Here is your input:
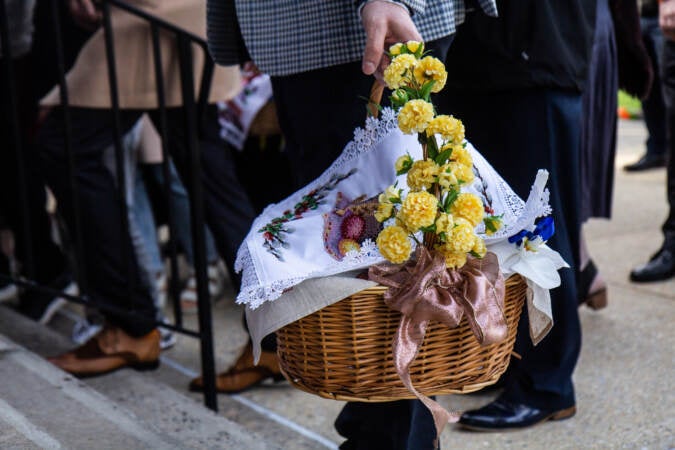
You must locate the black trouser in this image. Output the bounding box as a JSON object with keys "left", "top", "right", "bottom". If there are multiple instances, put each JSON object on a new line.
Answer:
{"left": 660, "top": 39, "right": 675, "bottom": 248}
{"left": 438, "top": 88, "right": 582, "bottom": 410}
{"left": 0, "top": 55, "right": 67, "bottom": 285}
{"left": 271, "top": 36, "right": 454, "bottom": 450}
{"left": 38, "top": 106, "right": 256, "bottom": 336}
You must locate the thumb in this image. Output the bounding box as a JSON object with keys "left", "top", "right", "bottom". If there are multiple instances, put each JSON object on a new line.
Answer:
{"left": 362, "top": 20, "right": 386, "bottom": 75}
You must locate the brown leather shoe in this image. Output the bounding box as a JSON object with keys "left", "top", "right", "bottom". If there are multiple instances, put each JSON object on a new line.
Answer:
{"left": 189, "top": 341, "right": 284, "bottom": 393}
{"left": 48, "top": 326, "right": 160, "bottom": 377}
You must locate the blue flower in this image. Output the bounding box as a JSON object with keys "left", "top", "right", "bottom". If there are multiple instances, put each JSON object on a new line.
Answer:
{"left": 508, "top": 216, "right": 555, "bottom": 252}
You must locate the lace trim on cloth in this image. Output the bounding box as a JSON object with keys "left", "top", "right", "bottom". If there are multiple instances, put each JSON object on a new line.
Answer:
{"left": 235, "top": 108, "right": 548, "bottom": 309}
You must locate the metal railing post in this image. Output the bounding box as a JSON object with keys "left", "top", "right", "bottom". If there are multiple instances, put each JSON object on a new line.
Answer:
{"left": 176, "top": 34, "right": 218, "bottom": 412}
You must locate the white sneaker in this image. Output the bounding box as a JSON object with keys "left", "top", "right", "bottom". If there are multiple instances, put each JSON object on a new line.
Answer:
{"left": 71, "top": 316, "right": 104, "bottom": 344}
{"left": 179, "top": 263, "right": 224, "bottom": 314}
{"left": 159, "top": 327, "right": 177, "bottom": 350}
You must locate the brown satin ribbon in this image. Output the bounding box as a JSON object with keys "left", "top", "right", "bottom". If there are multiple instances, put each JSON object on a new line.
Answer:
{"left": 368, "top": 247, "right": 506, "bottom": 442}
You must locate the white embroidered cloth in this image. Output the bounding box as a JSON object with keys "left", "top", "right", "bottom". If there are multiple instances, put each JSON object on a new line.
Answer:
{"left": 232, "top": 108, "right": 566, "bottom": 361}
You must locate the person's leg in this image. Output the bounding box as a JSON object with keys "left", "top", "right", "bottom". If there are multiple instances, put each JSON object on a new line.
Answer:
{"left": 0, "top": 55, "right": 72, "bottom": 321}
{"left": 152, "top": 107, "right": 256, "bottom": 286}
{"left": 440, "top": 88, "right": 582, "bottom": 427}
{"left": 38, "top": 107, "right": 157, "bottom": 336}
{"left": 631, "top": 38, "right": 675, "bottom": 281}
{"left": 626, "top": 16, "right": 668, "bottom": 171}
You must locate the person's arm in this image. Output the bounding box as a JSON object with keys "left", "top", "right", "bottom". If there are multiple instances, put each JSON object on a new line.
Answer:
{"left": 359, "top": 0, "right": 423, "bottom": 77}
{"left": 68, "top": 0, "right": 102, "bottom": 30}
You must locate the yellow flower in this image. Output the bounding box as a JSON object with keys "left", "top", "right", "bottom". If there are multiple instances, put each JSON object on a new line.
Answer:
{"left": 383, "top": 53, "right": 417, "bottom": 89}
{"left": 472, "top": 237, "right": 487, "bottom": 258}
{"left": 406, "top": 159, "right": 440, "bottom": 191}
{"left": 405, "top": 40, "right": 424, "bottom": 54}
{"left": 398, "top": 99, "right": 434, "bottom": 134}
{"left": 378, "top": 184, "right": 401, "bottom": 204}
{"left": 426, "top": 115, "right": 464, "bottom": 143}
{"left": 451, "top": 193, "right": 484, "bottom": 226}
{"left": 375, "top": 202, "right": 395, "bottom": 222}
{"left": 436, "top": 244, "right": 468, "bottom": 269}
{"left": 437, "top": 164, "right": 459, "bottom": 190}
{"left": 483, "top": 215, "right": 503, "bottom": 236}
{"left": 435, "top": 213, "right": 454, "bottom": 236}
{"left": 445, "top": 217, "right": 476, "bottom": 253}
{"left": 413, "top": 56, "right": 447, "bottom": 93}
{"left": 395, "top": 154, "right": 413, "bottom": 174}
{"left": 389, "top": 43, "right": 403, "bottom": 56}
{"left": 442, "top": 143, "right": 472, "bottom": 167}
{"left": 449, "top": 161, "right": 475, "bottom": 185}
{"left": 399, "top": 191, "right": 438, "bottom": 231}
{"left": 377, "top": 225, "right": 412, "bottom": 264}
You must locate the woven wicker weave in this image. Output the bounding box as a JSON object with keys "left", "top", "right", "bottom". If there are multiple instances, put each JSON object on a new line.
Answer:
{"left": 276, "top": 274, "right": 526, "bottom": 402}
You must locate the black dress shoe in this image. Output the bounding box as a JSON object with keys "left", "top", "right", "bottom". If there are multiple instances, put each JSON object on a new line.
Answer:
{"left": 458, "top": 398, "right": 576, "bottom": 431}
{"left": 623, "top": 153, "right": 667, "bottom": 172}
{"left": 630, "top": 248, "right": 675, "bottom": 282}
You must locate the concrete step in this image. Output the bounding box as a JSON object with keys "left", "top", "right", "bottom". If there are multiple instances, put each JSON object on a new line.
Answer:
{"left": 0, "top": 305, "right": 279, "bottom": 450}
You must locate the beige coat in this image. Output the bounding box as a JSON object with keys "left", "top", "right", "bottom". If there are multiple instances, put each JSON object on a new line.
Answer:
{"left": 42, "top": 0, "right": 241, "bottom": 108}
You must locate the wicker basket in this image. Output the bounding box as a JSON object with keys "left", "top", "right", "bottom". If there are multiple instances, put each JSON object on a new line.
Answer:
{"left": 276, "top": 274, "right": 526, "bottom": 402}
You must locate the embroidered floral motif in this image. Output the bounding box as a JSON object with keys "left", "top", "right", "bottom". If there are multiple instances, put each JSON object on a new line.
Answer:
{"left": 259, "top": 169, "right": 357, "bottom": 260}
{"left": 323, "top": 193, "right": 383, "bottom": 261}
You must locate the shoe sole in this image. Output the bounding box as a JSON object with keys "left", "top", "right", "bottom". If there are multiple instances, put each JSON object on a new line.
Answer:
{"left": 38, "top": 282, "right": 78, "bottom": 325}
{"left": 189, "top": 372, "right": 286, "bottom": 394}
{"left": 458, "top": 406, "right": 577, "bottom": 432}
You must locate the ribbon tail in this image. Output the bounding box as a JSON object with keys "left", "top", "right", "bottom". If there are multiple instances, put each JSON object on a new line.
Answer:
{"left": 392, "top": 317, "right": 460, "bottom": 445}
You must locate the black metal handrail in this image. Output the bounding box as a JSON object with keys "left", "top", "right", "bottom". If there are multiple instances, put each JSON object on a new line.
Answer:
{"left": 0, "top": 0, "right": 220, "bottom": 411}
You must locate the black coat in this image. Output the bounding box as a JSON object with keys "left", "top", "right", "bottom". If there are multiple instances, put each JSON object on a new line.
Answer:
{"left": 446, "top": 0, "right": 597, "bottom": 93}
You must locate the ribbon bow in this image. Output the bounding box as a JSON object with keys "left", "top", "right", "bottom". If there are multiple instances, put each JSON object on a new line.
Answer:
{"left": 368, "top": 247, "right": 506, "bottom": 442}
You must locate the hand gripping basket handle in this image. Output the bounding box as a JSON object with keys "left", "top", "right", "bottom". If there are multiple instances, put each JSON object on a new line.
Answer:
{"left": 367, "top": 81, "right": 385, "bottom": 119}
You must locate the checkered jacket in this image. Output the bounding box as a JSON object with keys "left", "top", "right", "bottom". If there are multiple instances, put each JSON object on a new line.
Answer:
{"left": 206, "top": 0, "right": 497, "bottom": 76}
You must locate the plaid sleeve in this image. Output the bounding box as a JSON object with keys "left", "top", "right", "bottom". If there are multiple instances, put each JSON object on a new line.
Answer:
{"left": 354, "top": 0, "right": 427, "bottom": 16}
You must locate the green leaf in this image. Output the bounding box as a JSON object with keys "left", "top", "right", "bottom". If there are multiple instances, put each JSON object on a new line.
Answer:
{"left": 427, "top": 136, "right": 439, "bottom": 160}
{"left": 444, "top": 189, "right": 459, "bottom": 211}
{"left": 434, "top": 147, "right": 453, "bottom": 165}
{"left": 419, "top": 80, "right": 436, "bottom": 101}
{"left": 420, "top": 224, "right": 436, "bottom": 233}
{"left": 469, "top": 250, "right": 483, "bottom": 258}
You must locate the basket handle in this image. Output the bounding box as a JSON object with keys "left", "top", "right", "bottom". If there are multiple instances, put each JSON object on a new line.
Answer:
{"left": 367, "top": 81, "right": 385, "bottom": 119}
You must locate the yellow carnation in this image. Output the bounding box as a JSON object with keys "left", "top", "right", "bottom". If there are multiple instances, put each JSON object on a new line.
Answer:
{"left": 389, "top": 43, "right": 403, "bottom": 56}
{"left": 406, "top": 160, "right": 440, "bottom": 191}
{"left": 445, "top": 217, "right": 476, "bottom": 253}
{"left": 378, "top": 184, "right": 401, "bottom": 204}
{"left": 374, "top": 202, "right": 395, "bottom": 222}
{"left": 449, "top": 161, "right": 475, "bottom": 185}
{"left": 377, "top": 225, "right": 412, "bottom": 264}
{"left": 405, "top": 40, "right": 423, "bottom": 54}
{"left": 383, "top": 53, "right": 417, "bottom": 89}
{"left": 436, "top": 245, "right": 467, "bottom": 269}
{"left": 397, "top": 99, "right": 434, "bottom": 134}
{"left": 413, "top": 56, "right": 447, "bottom": 93}
{"left": 399, "top": 191, "right": 438, "bottom": 231}
{"left": 426, "top": 115, "right": 464, "bottom": 143}
{"left": 437, "top": 164, "right": 459, "bottom": 190}
{"left": 443, "top": 144, "right": 472, "bottom": 167}
{"left": 451, "top": 193, "right": 484, "bottom": 226}
{"left": 472, "top": 237, "right": 487, "bottom": 258}
{"left": 435, "top": 213, "right": 454, "bottom": 236}
{"left": 395, "top": 154, "right": 413, "bottom": 174}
